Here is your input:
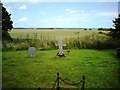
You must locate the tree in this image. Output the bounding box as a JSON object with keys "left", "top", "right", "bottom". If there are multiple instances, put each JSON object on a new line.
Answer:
{"left": 109, "top": 14, "right": 120, "bottom": 40}
{"left": 2, "top": 3, "right": 13, "bottom": 40}
{"left": 98, "top": 28, "right": 103, "bottom": 30}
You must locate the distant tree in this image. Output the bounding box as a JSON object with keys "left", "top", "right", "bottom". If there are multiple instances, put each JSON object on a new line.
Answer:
{"left": 2, "top": 3, "right": 13, "bottom": 40}
{"left": 109, "top": 14, "right": 120, "bottom": 40}
{"left": 110, "top": 28, "right": 113, "bottom": 30}
{"left": 98, "top": 28, "right": 103, "bottom": 30}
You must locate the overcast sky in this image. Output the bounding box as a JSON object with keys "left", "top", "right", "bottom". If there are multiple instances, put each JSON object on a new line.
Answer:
{"left": 2, "top": 0, "right": 119, "bottom": 28}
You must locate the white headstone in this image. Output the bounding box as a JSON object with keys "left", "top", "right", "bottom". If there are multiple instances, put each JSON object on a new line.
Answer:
{"left": 28, "top": 47, "right": 36, "bottom": 57}
{"left": 56, "top": 39, "right": 66, "bottom": 55}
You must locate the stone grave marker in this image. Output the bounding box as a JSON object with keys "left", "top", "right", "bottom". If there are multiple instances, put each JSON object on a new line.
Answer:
{"left": 67, "top": 48, "right": 70, "bottom": 54}
{"left": 28, "top": 47, "right": 36, "bottom": 57}
{"left": 56, "top": 39, "right": 66, "bottom": 57}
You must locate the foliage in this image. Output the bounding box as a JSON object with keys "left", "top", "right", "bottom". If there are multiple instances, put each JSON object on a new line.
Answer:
{"left": 98, "top": 28, "right": 111, "bottom": 31}
{"left": 98, "top": 28, "right": 103, "bottom": 30}
{"left": 2, "top": 3, "right": 13, "bottom": 40}
{"left": 2, "top": 29, "right": 118, "bottom": 51}
{"left": 2, "top": 30, "right": 13, "bottom": 41}
{"left": 109, "top": 14, "right": 120, "bottom": 40}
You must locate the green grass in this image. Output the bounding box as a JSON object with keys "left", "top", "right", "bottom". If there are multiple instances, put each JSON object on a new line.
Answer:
{"left": 2, "top": 49, "right": 120, "bottom": 88}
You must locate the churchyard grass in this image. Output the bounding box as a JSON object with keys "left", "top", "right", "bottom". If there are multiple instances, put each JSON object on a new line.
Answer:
{"left": 2, "top": 29, "right": 120, "bottom": 88}
{"left": 2, "top": 49, "right": 120, "bottom": 88}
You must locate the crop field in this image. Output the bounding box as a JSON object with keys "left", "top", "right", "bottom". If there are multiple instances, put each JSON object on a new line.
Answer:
{"left": 10, "top": 29, "right": 108, "bottom": 40}
{"left": 3, "top": 29, "right": 111, "bottom": 51}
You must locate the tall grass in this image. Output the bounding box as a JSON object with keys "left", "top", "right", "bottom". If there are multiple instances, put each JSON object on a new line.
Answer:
{"left": 2, "top": 30, "right": 120, "bottom": 51}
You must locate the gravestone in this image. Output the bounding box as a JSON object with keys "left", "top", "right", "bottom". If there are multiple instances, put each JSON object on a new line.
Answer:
{"left": 67, "top": 48, "right": 71, "bottom": 54}
{"left": 28, "top": 47, "right": 36, "bottom": 57}
{"left": 56, "top": 39, "right": 66, "bottom": 57}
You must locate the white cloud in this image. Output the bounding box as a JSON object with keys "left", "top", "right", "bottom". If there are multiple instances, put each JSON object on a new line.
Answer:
{"left": 41, "top": 13, "right": 88, "bottom": 24}
{"left": 17, "top": 17, "right": 28, "bottom": 22}
{"left": 95, "top": 12, "right": 117, "bottom": 17}
{"left": 91, "top": 10, "right": 118, "bottom": 17}
{"left": 18, "top": 5, "right": 27, "bottom": 10}
{"left": 40, "top": 9, "right": 117, "bottom": 27}
{"left": 65, "top": 9, "right": 87, "bottom": 17}
{"left": 37, "top": 8, "right": 117, "bottom": 28}
{"left": 66, "top": 9, "right": 80, "bottom": 15}
{"left": 58, "top": 16, "right": 76, "bottom": 22}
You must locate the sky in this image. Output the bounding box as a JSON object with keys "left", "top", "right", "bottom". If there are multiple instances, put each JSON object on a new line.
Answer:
{"left": 2, "top": 0, "right": 119, "bottom": 28}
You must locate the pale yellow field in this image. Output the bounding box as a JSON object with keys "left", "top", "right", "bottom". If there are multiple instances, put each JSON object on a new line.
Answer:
{"left": 10, "top": 29, "right": 107, "bottom": 40}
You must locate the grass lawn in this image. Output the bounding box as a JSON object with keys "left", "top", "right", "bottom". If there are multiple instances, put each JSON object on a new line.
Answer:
{"left": 2, "top": 49, "right": 120, "bottom": 88}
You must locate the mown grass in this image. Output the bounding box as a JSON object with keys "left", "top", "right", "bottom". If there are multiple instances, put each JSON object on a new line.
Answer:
{"left": 2, "top": 49, "right": 120, "bottom": 88}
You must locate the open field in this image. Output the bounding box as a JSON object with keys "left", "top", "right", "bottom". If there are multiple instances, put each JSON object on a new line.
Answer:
{"left": 10, "top": 29, "right": 108, "bottom": 40}
{"left": 2, "top": 29, "right": 112, "bottom": 50}
{"left": 2, "top": 49, "right": 120, "bottom": 88}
